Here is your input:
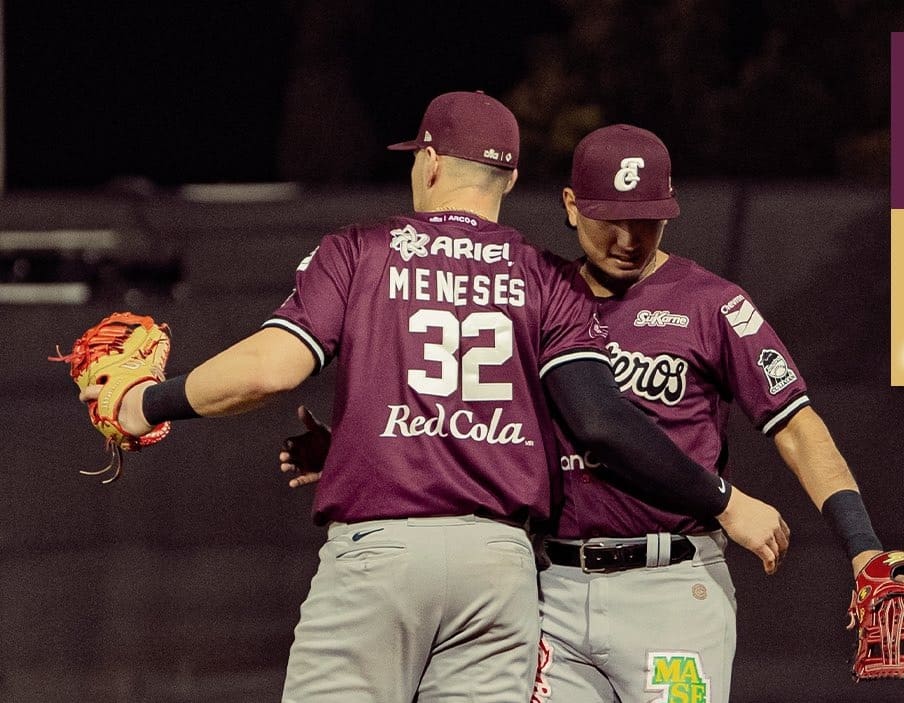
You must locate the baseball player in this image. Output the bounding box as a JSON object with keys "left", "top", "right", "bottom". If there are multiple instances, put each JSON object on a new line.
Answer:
{"left": 530, "top": 124, "right": 887, "bottom": 703}
{"left": 77, "top": 96, "right": 789, "bottom": 703}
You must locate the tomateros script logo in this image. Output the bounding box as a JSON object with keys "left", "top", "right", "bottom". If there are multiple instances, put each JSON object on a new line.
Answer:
{"left": 607, "top": 341, "right": 687, "bottom": 406}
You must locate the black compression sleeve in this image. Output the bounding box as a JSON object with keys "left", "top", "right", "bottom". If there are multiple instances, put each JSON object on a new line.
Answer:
{"left": 820, "top": 489, "right": 882, "bottom": 560}
{"left": 142, "top": 374, "right": 201, "bottom": 424}
{"left": 543, "top": 359, "right": 731, "bottom": 519}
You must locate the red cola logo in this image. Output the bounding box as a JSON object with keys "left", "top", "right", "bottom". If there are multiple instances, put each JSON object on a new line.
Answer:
{"left": 380, "top": 403, "right": 527, "bottom": 445}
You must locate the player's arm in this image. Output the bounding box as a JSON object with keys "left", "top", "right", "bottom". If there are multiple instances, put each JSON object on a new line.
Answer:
{"left": 772, "top": 406, "right": 882, "bottom": 576}
{"left": 179, "top": 328, "right": 315, "bottom": 415}
{"left": 543, "top": 358, "right": 790, "bottom": 574}
{"left": 81, "top": 328, "right": 317, "bottom": 434}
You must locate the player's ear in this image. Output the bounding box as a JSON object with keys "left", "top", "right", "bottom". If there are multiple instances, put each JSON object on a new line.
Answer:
{"left": 562, "top": 187, "right": 579, "bottom": 229}
{"left": 502, "top": 168, "right": 518, "bottom": 196}
{"left": 423, "top": 147, "right": 441, "bottom": 188}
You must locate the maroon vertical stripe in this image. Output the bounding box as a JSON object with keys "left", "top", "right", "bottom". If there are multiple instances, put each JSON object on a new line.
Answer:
{"left": 892, "top": 33, "right": 904, "bottom": 207}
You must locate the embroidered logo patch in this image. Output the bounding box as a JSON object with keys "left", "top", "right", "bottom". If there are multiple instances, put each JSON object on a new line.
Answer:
{"left": 720, "top": 294, "right": 763, "bottom": 337}
{"left": 390, "top": 224, "right": 430, "bottom": 261}
{"left": 646, "top": 652, "right": 711, "bottom": 703}
{"left": 614, "top": 156, "right": 645, "bottom": 191}
{"left": 351, "top": 528, "right": 385, "bottom": 542}
{"left": 757, "top": 349, "right": 797, "bottom": 395}
{"left": 633, "top": 309, "right": 690, "bottom": 328}
{"left": 589, "top": 312, "right": 609, "bottom": 339}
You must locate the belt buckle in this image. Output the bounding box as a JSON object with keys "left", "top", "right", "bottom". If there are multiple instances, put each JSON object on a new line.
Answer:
{"left": 579, "top": 542, "right": 625, "bottom": 573}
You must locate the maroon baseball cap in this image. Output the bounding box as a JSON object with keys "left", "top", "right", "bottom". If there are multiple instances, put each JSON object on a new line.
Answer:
{"left": 571, "top": 124, "right": 680, "bottom": 220}
{"left": 387, "top": 91, "right": 519, "bottom": 169}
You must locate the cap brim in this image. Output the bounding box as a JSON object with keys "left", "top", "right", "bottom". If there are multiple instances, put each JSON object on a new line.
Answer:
{"left": 574, "top": 197, "right": 680, "bottom": 221}
{"left": 387, "top": 140, "right": 422, "bottom": 151}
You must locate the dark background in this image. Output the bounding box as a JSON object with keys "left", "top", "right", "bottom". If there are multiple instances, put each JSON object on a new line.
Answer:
{"left": 1, "top": 3, "right": 903, "bottom": 702}
{"left": 4, "top": 0, "right": 896, "bottom": 189}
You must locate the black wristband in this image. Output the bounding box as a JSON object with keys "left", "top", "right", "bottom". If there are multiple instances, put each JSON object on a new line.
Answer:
{"left": 142, "top": 374, "right": 201, "bottom": 424}
{"left": 820, "top": 489, "right": 883, "bottom": 560}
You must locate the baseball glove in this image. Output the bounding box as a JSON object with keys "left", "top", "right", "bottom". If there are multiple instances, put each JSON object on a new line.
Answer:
{"left": 50, "top": 311, "right": 172, "bottom": 482}
{"left": 847, "top": 550, "right": 904, "bottom": 680}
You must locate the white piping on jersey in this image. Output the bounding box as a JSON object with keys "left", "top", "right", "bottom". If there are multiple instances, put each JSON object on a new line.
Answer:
{"left": 539, "top": 351, "right": 610, "bottom": 378}
{"left": 761, "top": 394, "right": 809, "bottom": 435}
{"left": 261, "top": 317, "right": 326, "bottom": 369}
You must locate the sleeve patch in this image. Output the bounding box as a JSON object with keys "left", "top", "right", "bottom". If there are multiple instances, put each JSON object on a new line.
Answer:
{"left": 721, "top": 295, "right": 764, "bottom": 337}
{"left": 756, "top": 348, "right": 798, "bottom": 395}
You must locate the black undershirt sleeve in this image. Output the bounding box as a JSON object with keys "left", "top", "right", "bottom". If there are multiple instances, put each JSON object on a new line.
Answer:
{"left": 542, "top": 359, "right": 731, "bottom": 519}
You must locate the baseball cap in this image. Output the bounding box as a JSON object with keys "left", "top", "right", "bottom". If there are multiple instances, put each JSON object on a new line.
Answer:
{"left": 387, "top": 91, "right": 519, "bottom": 169}
{"left": 571, "top": 124, "right": 680, "bottom": 220}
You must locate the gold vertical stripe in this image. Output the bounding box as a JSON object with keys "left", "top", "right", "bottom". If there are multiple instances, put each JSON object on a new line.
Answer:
{"left": 893, "top": 210, "right": 904, "bottom": 385}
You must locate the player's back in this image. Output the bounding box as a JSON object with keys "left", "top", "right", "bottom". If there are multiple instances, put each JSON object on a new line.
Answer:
{"left": 266, "top": 211, "right": 606, "bottom": 525}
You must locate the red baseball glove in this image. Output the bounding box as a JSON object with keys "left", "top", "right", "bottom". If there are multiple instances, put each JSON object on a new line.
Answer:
{"left": 847, "top": 550, "right": 904, "bottom": 680}
{"left": 50, "top": 311, "right": 172, "bottom": 482}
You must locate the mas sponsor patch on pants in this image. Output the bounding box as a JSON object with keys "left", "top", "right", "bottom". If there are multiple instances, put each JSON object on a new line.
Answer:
{"left": 645, "top": 651, "right": 711, "bottom": 703}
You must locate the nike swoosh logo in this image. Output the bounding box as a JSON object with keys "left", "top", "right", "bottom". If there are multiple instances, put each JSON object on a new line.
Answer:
{"left": 351, "top": 528, "right": 385, "bottom": 542}
{"left": 718, "top": 478, "right": 727, "bottom": 494}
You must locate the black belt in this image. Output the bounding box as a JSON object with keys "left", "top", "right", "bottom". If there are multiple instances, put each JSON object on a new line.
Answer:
{"left": 545, "top": 536, "right": 696, "bottom": 573}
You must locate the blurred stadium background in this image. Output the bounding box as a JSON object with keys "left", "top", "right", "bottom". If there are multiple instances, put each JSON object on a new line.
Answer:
{"left": 1, "top": 2, "right": 902, "bottom": 701}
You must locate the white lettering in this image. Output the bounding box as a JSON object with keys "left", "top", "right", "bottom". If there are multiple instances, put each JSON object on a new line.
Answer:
{"left": 436, "top": 270, "right": 455, "bottom": 304}
{"left": 453, "top": 238, "right": 473, "bottom": 260}
{"left": 633, "top": 309, "right": 690, "bottom": 328}
{"left": 415, "top": 268, "right": 431, "bottom": 301}
{"left": 429, "top": 236, "right": 512, "bottom": 264}
{"left": 560, "top": 450, "right": 604, "bottom": 472}
{"left": 387, "top": 267, "right": 525, "bottom": 308}
{"left": 389, "top": 267, "right": 409, "bottom": 300}
{"left": 720, "top": 294, "right": 745, "bottom": 314}
{"left": 607, "top": 341, "right": 688, "bottom": 406}
{"left": 493, "top": 274, "right": 510, "bottom": 305}
{"left": 508, "top": 277, "right": 525, "bottom": 307}
{"left": 380, "top": 402, "right": 526, "bottom": 445}
{"left": 473, "top": 275, "right": 490, "bottom": 305}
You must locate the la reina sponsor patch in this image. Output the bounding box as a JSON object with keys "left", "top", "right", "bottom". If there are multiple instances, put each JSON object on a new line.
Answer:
{"left": 646, "top": 652, "right": 711, "bottom": 703}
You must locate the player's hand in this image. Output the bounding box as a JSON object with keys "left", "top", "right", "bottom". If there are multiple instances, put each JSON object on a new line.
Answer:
{"left": 79, "top": 381, "right": 154, "bottom": 437}
{"left": 716, "top": 487, "right": 790, "bottom": 575}
{"left": 279, "top": 405, "right": 331, "bottom": 488}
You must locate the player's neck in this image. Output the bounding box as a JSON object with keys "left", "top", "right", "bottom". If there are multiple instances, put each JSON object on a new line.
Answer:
{"left": 420, "top": 188, "right": 502, "bottom": 223}
{"left": 582, "top": 250, "right": 667, "bottom": 298}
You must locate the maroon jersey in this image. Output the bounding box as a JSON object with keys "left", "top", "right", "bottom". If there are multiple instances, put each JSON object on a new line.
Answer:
{"left": 264, "top": 212, "right": 608, "bottom": 525}
{"left": 554, "top": 254, "right": 810, "bottom": 538}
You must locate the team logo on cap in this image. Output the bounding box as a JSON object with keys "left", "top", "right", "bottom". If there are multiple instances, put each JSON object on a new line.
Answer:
{"left": 614, "top": 157, "right": 645, "bottom": 192}
{"left": 423, "top": 130, "right": 433, "bottom": 142}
